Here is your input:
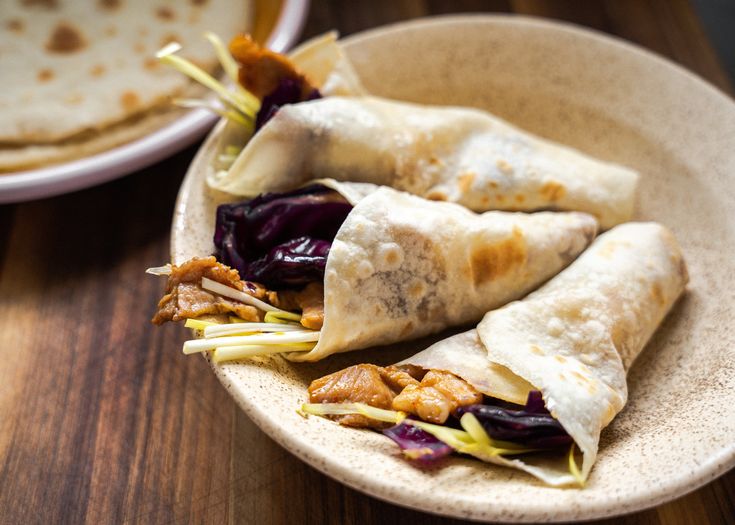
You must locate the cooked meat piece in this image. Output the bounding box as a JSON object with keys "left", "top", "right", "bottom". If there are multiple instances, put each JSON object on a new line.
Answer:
{"left": 394, "top": 364, "right": 427, "bottom": 382}
{"left": 380, "top": 365, "right": 420, "bottom": 392}
{"left": 265, "top": 290, "right": 286, "bottom": 309}
{"left": 271, "top": 282, "right": 325, "bottom": 330}
{"left": 294, "top": 282, "right": 324, "bottom": 330}
{"left": 229, "top": 34, "right": 317, "bottom": 100}
{"left": 392, "top": 384, "right": 451, "bottom": 424}
{"left": 308, "top": 364, "right": 399, "bottom": 428}
{"left": 151, "top": 257, "right": 265, "bottom": 325}
{"left": 308, "top": 362, "right": 481, "bottom": 428}
{"left": 269, "top": 290, "right": 296, "bottom": 311}
{"left": 391, "top": 370, "right": 483, "bottom": 424}
{"left": 421, "top": 370, "right": 484, "bottom": 407}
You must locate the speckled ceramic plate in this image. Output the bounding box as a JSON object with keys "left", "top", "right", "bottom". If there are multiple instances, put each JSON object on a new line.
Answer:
{"left": 170, "top": 16, "right": 735, "bottom": 522}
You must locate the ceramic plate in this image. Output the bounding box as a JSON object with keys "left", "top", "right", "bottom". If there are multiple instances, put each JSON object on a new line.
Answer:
{"left": 0, "top": 0, "right": 309, "bottom": 204}
{"left": 170, "top": 16, "right": 735, "bottom": 522}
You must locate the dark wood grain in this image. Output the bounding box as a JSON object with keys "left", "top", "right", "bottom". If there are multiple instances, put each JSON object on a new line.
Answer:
{"left": 0, "top": 1, "right": 732, "bottom": 524}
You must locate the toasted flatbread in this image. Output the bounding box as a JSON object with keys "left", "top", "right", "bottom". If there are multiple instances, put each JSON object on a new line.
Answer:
{"left": 0, "top": 0, "right": 252, "bottom": 171}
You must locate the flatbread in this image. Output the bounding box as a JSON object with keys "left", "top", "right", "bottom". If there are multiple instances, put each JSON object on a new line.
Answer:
{"left": 0, "top": 0, "right": 252, "bottom": 170}
{"left": 216, "top": 96, "right": 638, "bottom": 229}
{"left": 209, "top": 36, "right": 638, "bottom": 229}
{"left": 401, "top": 222, "right": 688, "bottom": 485}
{"left": 287, "top": 185, "right": 599, "bottom": 361}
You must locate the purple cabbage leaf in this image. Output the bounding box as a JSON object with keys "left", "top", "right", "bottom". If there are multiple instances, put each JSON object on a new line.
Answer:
{"left": 456, "top": 391, "right": 573, "bottom": 449}
{"left": 383, "top": 421, "right": 454, "bottom": 466}
{"left": 255, "top": 77, "right": 321, "bottom": 131}
{"left": 214, "top": 185, "right": 352, "bottom": 289}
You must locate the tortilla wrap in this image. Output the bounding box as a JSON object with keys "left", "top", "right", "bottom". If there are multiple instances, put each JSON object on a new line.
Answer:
{"left": 288, "top": 184, "right": 598, "bottom": 362}
{"left": 1, "top": 0, "right": 251, "bottom": 170}
{"left": 210, "top": 35, "right": 637, "bottom": 229}
{"left": 400, "top": 222, "right": 688, "bottom": 485}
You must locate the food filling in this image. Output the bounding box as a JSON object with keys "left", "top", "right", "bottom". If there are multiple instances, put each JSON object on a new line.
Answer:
{"left": 302, "top": 364, "right": 577, "bottom": 479}
{"left": 156, "top": 32, "right": 320, "bottom": 134}
{"left": 308, "top": 364, "right": 485, "bottom": 427}
{"left": 152, "top": 256, "right": 267, "bottom": 324}
{"left": 149, "top": 185, "right": 352, "bottom": 360}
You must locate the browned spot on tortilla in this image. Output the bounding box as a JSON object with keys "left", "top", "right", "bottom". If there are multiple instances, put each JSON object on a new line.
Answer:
{"left": 603, "top": 403, "right": 616, "bottom": 425}
{"left": 6, "top": 19, "right": 24, "bottom": 32}
{"left": 143, "top": 57, "right": 159, "bottom": 70}
{"left": 598, "top": 240, "right": 631, "bottom": 259}
{"left": 530, "top": 345, "right": 545, "bottom": 356}
{"left": 425, "top": 191, "right": 447, "bottom": 202}
{"left": 587, "top": 383, "right": 599, "bottom": 394}
{"left": 494, "top": 194, "right": 505, "bottom": 203}
{"left": 487, "top": 181, "right": 498, "bottom": 189}
{"left": 496, "top": 158, "right": 513, "bottom": 175}
{"left": 156, "top": 6, "right": 175, "bottom": 20}
{"left": 138, "top": 26, "right": 149, "bottom": 36}
{"left": 104, "top": 25, "right": 117, "bottom": 37}
{"left": 408, "top": 281, "right": 425, "bottom": 299}
{"left": 385, "top": 250, "right": 400, "bottom": 267}
{"left": 37, "top": 68, "right": 54, "bottom": 82}
{"left": 480, "top": 195, "right": 490, "bottom": 206}
{"left": 160, "top": 33, "right": 180, "bottom": 47}
{"left": 457, "top": 172, "right": 475, "bottom": 194}
{"left": 555, "top": 355, "right": 567, "bottom": 364}
{"left": 571, "top": 371, "right": 589, "bottom": 383}
{"left": 64, "top": 93, "right": 84, "bottom": 105}
{"left": 120, "top": 91, "right": 141, "bottom": 111}
{"left": 514, "top": 194, "right": 525, "bottom": 203}
{"left": 133, "top": 41, "right": 146, "bottom": 54}
{"left": 429, "top": 156, "right": 443, "bottom": 166}
{"left": 99, "top": 0, "right": 121, "bottom": 9}
{"left": 22, "top": 0, "right": 58, "bottom": 8}
{"left": 650, "top": 283, "right": 665, "bottom": 306}
{"left": 558, "top": 372, "right": 566, "bottom": 381}
{"left": 469, "top": 227, "right": 527, "bottom": 286}
{"left": 540, "top": 181, "right": 566, "bottom": 202}
{"left": 90, "top": 64, "right": 106, "bottom": 77}
{"left": 46, "top": 22, "right": 86, "bottom": 53}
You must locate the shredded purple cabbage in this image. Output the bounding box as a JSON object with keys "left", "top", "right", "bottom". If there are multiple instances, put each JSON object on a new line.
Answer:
{"left": 245, "top": 236, "right": 332, "bottom": 286}
{"left": 456, "top": 391, "right": 572, "bottom": 449}
{"left": 383, "top": 421, "right": 453, "bottom": 466}
{"left": 255, "top": 77, "right": 321, "bottom": 131}
{"left": 214, "top": 186, "right": 352, "bottom": 288}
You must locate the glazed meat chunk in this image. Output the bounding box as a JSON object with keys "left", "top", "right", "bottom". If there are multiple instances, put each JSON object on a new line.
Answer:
{"left": 391, "top": 370, "right": 483, "bottom": 424}
{"left": 308, "top": 364, "right": 419, "bottom": 428}
{"left": 151, "top": 257, "right": 265, "bottom": 325}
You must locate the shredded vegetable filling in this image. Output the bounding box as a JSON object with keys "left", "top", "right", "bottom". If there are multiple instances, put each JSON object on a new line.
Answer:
{"left": 302, "top": 367, "right": 582, "bottom": 485}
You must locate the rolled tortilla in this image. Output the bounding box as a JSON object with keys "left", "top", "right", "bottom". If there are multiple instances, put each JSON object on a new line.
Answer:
{"left": 212, "top": 96, "right": 638, "bottom": 230}
{"left": 400, "top": 222, "right": 688, "bottom": 485}
{"left": 289, "top": 184, "right": 598, "bottom": 361}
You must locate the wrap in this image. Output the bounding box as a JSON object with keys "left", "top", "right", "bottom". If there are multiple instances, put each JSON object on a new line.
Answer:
{"left": 291, "top": 184, "right": 598, "bottom": 361}
{"left": 400, "top": 222, "right": 688, "bottom": 485}
{"left": 211, "top": 74, "right": 638, "bottom": 229}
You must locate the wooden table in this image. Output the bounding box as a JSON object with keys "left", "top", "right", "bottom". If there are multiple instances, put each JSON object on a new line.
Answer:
{"left": 1, "top": 1, "right": 733, "bottom": 524}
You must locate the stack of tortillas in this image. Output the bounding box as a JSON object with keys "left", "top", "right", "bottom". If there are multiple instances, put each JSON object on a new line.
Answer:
{"left": 0, "top": 0, "right": 252, "bottom": 172}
